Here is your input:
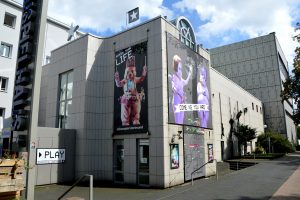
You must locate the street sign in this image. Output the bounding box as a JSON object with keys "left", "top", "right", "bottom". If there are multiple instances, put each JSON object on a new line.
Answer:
{"left": 36, "top": 148, "right": 65, "bottom": 164}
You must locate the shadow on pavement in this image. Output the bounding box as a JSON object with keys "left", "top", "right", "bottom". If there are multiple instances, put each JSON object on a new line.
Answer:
{"left": 216, "top": 195, "right": 300, "bottom": 200}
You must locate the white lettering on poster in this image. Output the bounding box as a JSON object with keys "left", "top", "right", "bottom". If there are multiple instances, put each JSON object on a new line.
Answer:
{"left": 174, "top": 104, "right": 209, "bottom": 113}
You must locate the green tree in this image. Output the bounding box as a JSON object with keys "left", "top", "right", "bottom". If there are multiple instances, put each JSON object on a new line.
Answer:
{"left": 281, "top": 22, "right": 300, "bottom": 125}
{"left": 234, "top": 124, "right": 257, "bottom": 155}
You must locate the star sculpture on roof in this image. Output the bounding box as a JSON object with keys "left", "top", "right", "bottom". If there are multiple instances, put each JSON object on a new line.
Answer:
{"left": 130, "top": 10, "right": 138, "bottom": 21}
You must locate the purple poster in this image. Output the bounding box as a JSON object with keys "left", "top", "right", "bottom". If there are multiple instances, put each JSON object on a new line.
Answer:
{"left": 167, "top": 33, "right": 212, "bottom": 129}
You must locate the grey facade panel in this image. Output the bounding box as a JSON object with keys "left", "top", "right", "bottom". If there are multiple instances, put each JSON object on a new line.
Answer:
{"left": 211, "top": 33, "right": 296, "bottom": 141}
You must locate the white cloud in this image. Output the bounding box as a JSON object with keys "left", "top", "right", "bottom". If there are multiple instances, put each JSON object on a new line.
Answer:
{"left": 47, "top": 0, "right": 173, "bottom": 33}
{"left": 174, "top": 0, "right": 300, "bottom": 68}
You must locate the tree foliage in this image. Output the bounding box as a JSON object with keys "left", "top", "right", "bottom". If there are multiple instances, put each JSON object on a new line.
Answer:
{"left": 234, "top": 124, "right": 257, "bottom": 154}
{"left": 257, "top": 132, "right": 295, "bottom": 153}
{"left": 281, "top": 22, "right": 300, "bottom": 125}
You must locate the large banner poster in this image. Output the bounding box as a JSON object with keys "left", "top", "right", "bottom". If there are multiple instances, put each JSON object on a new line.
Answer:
{"left": 114, "top": 42, "right": 148, "bottom": 134}
{"left": 167, "top": 33, "right": 212, "bottom": 129}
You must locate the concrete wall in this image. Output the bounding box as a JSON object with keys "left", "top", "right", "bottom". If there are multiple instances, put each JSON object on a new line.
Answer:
{"left": 39, "top": 16, "right": 265, "bottom": 188}
{"left": 0, "top": 0, "right": 83, "bottom": 139}
{"left": 210, "top": 68, "right": 264, "bottom": 160}
{"left": 39, "top": 17, "right": 170, "bottom": 187}
{"left": 210, "top": 33, "right": 296, "bottom": 141}
{"left": 35, "top": 127, "right": 76, "bottom": 185}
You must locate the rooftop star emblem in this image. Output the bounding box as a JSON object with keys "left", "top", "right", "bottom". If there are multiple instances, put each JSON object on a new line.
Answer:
{"left": 130, "top": 10, "right": 138, "bottom": 21}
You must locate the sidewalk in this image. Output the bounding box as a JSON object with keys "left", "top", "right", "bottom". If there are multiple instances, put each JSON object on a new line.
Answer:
{"left": 270, "top": 152, "right": 300, "bottom": 200}
{"left": 35, "top": 152, "right": 300, "bottom": 200}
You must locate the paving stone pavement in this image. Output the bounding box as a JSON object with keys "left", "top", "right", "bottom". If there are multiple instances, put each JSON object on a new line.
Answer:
{"left": 34, "top": 152, "right": 300, "bottom": 200}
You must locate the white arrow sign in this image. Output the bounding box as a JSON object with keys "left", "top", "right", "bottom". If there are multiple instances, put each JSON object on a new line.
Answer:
{"left": 36, "top": 148, "right": 65, "bottom": 164}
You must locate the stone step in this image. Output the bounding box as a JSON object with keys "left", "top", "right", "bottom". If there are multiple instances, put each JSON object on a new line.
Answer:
{"left": 65, "top": 197, "right": 85, "bottom": 200}
{"left": 227, "top": 161, "right": 256, "bottom": 171}
{"left": 216, "top": 162, "right": 233, "bottom": 176}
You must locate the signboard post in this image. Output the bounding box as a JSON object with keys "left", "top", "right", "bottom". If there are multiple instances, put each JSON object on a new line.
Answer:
{"left": 10, "top": 0, "right": 49, "bottom": 198}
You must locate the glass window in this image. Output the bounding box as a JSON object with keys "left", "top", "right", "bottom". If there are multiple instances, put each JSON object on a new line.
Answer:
{"left": 137, "top": 139, "right": 149, "bottom": 185}
{"left": 58, "top": 70, "right": 73, "bottom": 128}
{"left": 260, "top": 107, "right": 262, "bottom": 114}
{"left": 4, "top": 12, "right": 16, "bottom": 28}
{"left": 0, "top": 43, "right": 12, "bottom": 58}
{"left": 178, "top": 18, "right": 196, "bottom": 50}
{"left": 0, "top": 77, "right": 8, "bottom": 92}
{"left": 0, "top": 108, "right": 4, "bottom": 130}
{"left": 0, "top": 108, "right": 4, "bottom": 117}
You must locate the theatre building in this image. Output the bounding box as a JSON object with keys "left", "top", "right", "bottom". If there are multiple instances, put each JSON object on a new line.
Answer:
{"left": 37, "top": 16, "right": 264, "bottom": 187}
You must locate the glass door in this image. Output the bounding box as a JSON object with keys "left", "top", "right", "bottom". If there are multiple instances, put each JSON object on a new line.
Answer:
{"left": 113, "top": 140, "right": 124, "bottom": 183}
{"left": 137, "top": 139, "right": 149, "bottom": 186}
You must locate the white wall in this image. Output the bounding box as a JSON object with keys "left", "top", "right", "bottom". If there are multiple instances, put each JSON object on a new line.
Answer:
{"left": 0, "top": 0, "right": 22, "bottom": 133}
{"left": 0, "top": 0, "right": 83, "bottom": 136}
{"left": 210, "top": 68, "right": 264, "bottom": 160}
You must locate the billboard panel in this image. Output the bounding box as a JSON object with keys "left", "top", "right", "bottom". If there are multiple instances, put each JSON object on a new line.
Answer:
{"left": 114, "top": 42, "right": 148, "bottom": 134}
{"left": 167, "top": 33, "right": 212, "bottom": 129}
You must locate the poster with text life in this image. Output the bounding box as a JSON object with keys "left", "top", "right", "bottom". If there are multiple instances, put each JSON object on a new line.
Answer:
{"left": 167, "top": 33, "right": 212, "bottom": 129}
{"left": 114, "top": 42, "right": 148, "bottom": 134}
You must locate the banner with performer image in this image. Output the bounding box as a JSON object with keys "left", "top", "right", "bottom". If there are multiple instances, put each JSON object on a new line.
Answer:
{"left": 167, "top": 33, "right": 212, "bottom": 129}
{"left": 114, "top": 42, "right": 148, "bottom": 134}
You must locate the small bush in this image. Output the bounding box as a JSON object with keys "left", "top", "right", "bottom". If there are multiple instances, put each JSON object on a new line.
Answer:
{"left": 255, "top": 146, "right": 265, "bottom": 154}
{"left": 257, "top": 132, "right": 295, "bottom": 153}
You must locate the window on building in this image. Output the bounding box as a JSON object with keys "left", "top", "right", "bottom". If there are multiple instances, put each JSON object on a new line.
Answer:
{"left": 252, "top": 103, "right": 254, "bottom": 110}
{"left": 0, "top": 43, "right": 12, "bottom": 58}
{"left": 0, "top": 108, "right": 4, "bottom": 130}
{"left": 4, "top": 12, "right": 16, "bottom": 28}
{"left": 0, "top": 77, "right": 8, "bottom": 92}
{"left": 256, "top": 105, "right": 258, "bottom": 112}
{"left": 260, "top": 107, "right": 262, "bottom": 114}
{"left": 57, "top": 70, "right": 73, "bottom": 128}
{"left": 176, "top": 17, "right": 196, "bottom": 50}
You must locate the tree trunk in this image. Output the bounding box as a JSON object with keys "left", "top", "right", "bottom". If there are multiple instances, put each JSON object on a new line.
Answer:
{"left": 244, "top": 142, "right": 248, "bottom": 155}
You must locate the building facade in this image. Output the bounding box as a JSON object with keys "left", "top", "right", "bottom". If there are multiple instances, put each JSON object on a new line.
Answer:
{"left": 0, "top": 0, "right": 83, "bottom": 154}
{"left": 210, "top": 33, "right": 296, "bottom": 143}
{"left": 0, "top": 0, "right": 23, "bottom": 146}
{"left": 38, "top": 16, "right": 264, "bottom": 187}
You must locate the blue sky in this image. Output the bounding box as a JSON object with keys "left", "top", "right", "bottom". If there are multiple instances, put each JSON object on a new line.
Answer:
{"left": 44, "top": 0, "right": 300, "bottom": 67}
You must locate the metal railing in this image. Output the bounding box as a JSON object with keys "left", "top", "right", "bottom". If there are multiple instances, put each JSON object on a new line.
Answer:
{"left": 57, "top": 174, "right": 93, "bottom": 200}
{"left": 236, "top": 158, "right": 243, "bottom": 171}
{"left": 191, "top": 159, "right": 218, "bottom": 185}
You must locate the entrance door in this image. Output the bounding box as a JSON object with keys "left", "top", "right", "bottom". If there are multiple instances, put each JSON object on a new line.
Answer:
{"left": 113, "top": 140, "right": 124, "bottom": 183}
{"left": 221, "top": 141, "right": 225, "bottom": 161}
{"left": 137, "top": 139, "right": 149, "bottom": 186}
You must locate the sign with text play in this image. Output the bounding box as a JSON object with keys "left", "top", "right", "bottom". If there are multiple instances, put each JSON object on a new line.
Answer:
{"left": 36, "top": 148, "right": 65, "bottom": 164}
